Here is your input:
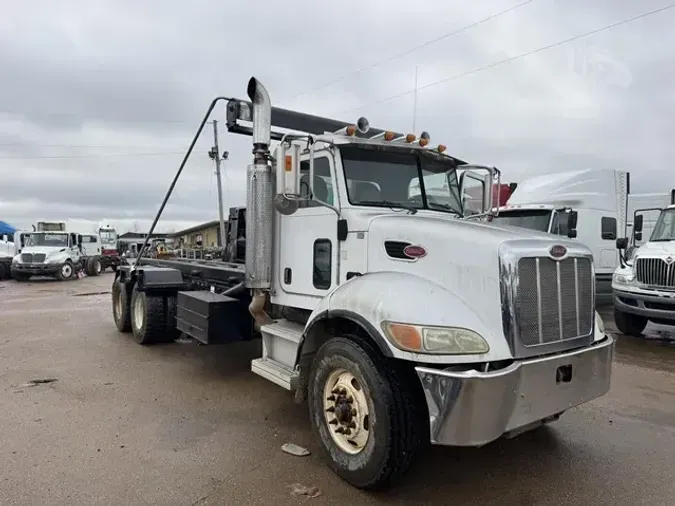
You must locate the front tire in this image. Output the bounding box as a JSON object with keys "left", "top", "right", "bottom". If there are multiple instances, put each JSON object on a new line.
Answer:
{"left": 307, "top": 336, "right": 425, "bottom": 491}
{"left": 12, "top": 271, "right": 31, "bottom": 282}
{"left": 614, "top": 308, "right": 647, "bottom": 336}
{"left": 56, "top": 261, "right": 74, "bottom": 281}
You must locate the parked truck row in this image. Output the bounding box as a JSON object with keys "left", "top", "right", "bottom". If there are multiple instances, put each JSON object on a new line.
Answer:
{"left": 1, "top": 221, "right": 122, "bottom": 281}
{"left": 110, "top": 77, "right": 614, "bottom": 490}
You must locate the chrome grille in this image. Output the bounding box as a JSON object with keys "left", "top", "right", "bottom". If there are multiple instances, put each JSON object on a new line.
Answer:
{"left": 33, "top": 254, "right": 46, "bottom": 263}
{"left": 21, "top": 253, "right": 33, "bottom": 263}
{"left": 635, "top": 257, "right": 675, "bottom": 289}
{"left": 515, "top": 257, "right": 593, "bottom": 346}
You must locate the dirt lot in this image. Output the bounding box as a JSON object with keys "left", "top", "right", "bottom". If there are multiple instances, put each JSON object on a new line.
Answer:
{"left": 1, "top": 273, "right": 674, "bottom": 505}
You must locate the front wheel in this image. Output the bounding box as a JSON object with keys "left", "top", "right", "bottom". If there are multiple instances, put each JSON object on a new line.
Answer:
{"left": 614, "top": 308, "right": 647, "bottom": 336}
{"left": 307, "top": 336, "right": 426, "bottom": 491}
{"left": 56, "top": 261, "right": 74, "bottom": 281}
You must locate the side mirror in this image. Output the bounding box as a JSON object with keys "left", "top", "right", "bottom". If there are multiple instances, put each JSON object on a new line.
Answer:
{"left": 635, "top": 231, "right": 642, "bottom": 242}
{"left": 77, "top": 234, "right": 83, "bottom": 245}
{"left": 274, "top": 142, "right": 301, "bottom": 215}
{"left": 616, "top": 237, "right": 628, "bottom": 250}
{"left": 634, "top": 214, "right": 643, "bottom": 233}
{"left": 1, "top": 234, "right": 7, "bottom": 242}
{"left": 567, "top": 210, "right": 578, "bottom": 238}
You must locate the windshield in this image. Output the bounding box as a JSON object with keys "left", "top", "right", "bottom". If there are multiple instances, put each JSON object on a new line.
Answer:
{"left": 650, "top": 208, "right": 675, "bottom": 241}
{"left": 490, "top": 209, "right": 552, "bottom": 232}
{"left": 26, "top": 233, "right": 68, "bottom": 247}
{"left": 340, "top": 147, "right": 462, "bottom": 215}
{"left": 100, "top": 230, "right": 117, "bottom": 244}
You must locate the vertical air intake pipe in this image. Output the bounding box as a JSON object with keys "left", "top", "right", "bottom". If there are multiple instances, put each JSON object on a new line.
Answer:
{"left": 245, "top": 77, "right": 274, "bottom": 328}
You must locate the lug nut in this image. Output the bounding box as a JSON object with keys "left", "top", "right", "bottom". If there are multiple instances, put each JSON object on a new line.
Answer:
{"left": 326, "top": 406, "right": 335, "bottom": 413}
{"left": 331, "top": 387, "right": 341, "bottom": 395}
{"left": 347, "top": 421, "right": 356, "bottom": 429}
{"left": 335, "top": 427, "right": 345, "bottom": 434}
{"left": 329, "top": 419, "right": 337, "bottom": 425}
{"left": 343, "top": 428, "right": 352, "bottom": 436}
{"left": 327, "top": 395, "right": 336, "bottom": 401}
{"left": 346, "top": 396, "right": 353, "bottom": 404}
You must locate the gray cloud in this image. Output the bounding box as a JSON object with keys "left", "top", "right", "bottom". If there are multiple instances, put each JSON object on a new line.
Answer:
{"left": 1, "top": 0, "right": 674, "bottom": 232}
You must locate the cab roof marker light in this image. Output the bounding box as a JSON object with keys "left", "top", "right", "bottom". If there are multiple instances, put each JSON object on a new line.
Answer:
{"left": 333, "top": 116, "right": 370, "bottom": 137}
{"left": 437, "top": 144, "right": 447, "bottom": 153}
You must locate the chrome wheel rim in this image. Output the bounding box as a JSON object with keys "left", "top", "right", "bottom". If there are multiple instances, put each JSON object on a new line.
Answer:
{"left": 61, "top": 264, "right": 72, "bottom": 278}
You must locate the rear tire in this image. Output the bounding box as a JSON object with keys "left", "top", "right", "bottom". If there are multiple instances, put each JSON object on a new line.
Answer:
{"left": 86, "top": 257, "right": 101, "bottom": 276}
{"left": 112, "top": 279, "right": 131, "bottom": 332}
{"left": 130, "top": 286, "right": 169, "bottom": 345}
{"left": 307, "top": 336, "right": 426, "bottom": 491}
{"left": 614, "top": 308, "right": 647, "bottom": 336}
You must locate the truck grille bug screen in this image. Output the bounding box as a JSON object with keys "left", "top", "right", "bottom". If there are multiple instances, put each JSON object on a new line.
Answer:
{"left": 515, "top": 257, "right": 594, "bottom": 346}
{"left": 635, "top": 257, "right": 675, "bottom": 289}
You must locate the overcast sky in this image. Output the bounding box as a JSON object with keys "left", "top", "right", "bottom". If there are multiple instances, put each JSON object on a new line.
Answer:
{"left": 1, "top": 0, "right": 674, "bottom": 234}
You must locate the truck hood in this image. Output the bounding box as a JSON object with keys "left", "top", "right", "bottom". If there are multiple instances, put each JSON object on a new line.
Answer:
{"left": 20, "top": 246, "right": 68, "bottom": 255}
{"left": 635, "top": 240, "right": 675, "bottom": 258}
{"left": 361, "top": 211, "right": 584, "bottom": 339}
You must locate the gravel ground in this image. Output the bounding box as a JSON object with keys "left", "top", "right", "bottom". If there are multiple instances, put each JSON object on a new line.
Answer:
{"left": 0, "top": 274, "right": 674, "bottom": 505}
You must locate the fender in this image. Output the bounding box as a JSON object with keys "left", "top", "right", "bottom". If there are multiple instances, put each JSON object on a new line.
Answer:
{"left": 303, "top": 271, "right": 513, "bottom": 365}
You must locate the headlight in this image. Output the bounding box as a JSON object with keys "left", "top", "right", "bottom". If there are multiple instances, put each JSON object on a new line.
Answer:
{"left": 381, "top": 322, "right": 490, "bottom": 354}
{"left": 595, "top": 311, "right": 605, "bottom": 334}
{"left": 612, "top": 272, "right": 634, "bottom": 284}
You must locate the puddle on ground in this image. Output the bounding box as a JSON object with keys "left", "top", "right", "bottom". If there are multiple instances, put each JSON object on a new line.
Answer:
{"left": 613, "top": 330, "right": 675, "bottom": 373}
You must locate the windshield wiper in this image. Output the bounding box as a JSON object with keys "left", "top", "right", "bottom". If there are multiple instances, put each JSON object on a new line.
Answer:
{"left": 427, "top": 202, "right": 462, "bottom": 216}
{"left": 358, "top": 200, "right": 418, "bottom": 214}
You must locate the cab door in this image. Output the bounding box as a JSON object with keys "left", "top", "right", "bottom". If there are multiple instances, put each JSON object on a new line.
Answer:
{"left": 277, "top": 154, "right": 338, "bottom": 306}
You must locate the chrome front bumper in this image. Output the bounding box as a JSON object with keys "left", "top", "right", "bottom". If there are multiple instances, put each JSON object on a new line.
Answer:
{"left": 415, "top": 335, "right": 614, "bottom": 447}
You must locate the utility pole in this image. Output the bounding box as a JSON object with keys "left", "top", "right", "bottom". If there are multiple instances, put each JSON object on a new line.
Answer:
{"left": 208, "top": 120, "right": 227, "bottom": 250}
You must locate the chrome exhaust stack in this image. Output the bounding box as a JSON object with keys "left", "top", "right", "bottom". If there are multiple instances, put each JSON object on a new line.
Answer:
{"left": 245, "top": 77, "right": 274, "bottom": 328}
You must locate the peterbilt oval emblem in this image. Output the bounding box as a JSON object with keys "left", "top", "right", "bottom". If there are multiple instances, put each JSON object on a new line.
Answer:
{"left": 549, "top": 245, "right": 567, "bottom": 259}
{"left": 403, "top": 245, "right": 427, "bottom": 259}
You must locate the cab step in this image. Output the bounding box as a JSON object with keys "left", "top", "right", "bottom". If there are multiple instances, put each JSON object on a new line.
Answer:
{"left": 251, "top": 319, "right": 304, "bottom": 391}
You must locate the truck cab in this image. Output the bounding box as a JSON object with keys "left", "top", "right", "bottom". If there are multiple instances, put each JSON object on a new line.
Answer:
{"left": 490, "top": 169, "right": 629, "bottom": 306}
{"left": 613, "top": 199, "right": 675, "bottom": 335}
{"left": 11, "top": 230, "right": 83, "bottom": 281}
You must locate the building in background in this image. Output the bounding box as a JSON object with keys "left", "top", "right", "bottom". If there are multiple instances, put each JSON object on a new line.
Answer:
{"left": 170, "top": 220, "right": 222, "bottom": 250}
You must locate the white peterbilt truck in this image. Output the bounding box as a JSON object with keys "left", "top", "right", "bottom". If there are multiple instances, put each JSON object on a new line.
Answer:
{"left": 613, "top": 196, "right": 675, "bottom": 335}
{"left": 111, "top": 77, "right": 614, "bottom": 490}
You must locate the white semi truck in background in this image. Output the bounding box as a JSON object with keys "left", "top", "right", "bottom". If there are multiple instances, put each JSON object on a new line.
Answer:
{"left": 110, "top": 77, "right": 614, "bottom": 490}
{"left": 490, "top": 169, "right": 629, "bottom": 306}
{"left": 613, "top": 194, "right": 675, "bottom": 335}
{"left": 10, "top": 221, "right": 103, "bottom": 281}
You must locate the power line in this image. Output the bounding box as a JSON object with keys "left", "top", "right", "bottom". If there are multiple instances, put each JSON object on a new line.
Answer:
{"left": 0, "top": 152, "right": 184, "bottom": 160}
{"left": 335, "top": 3, "right": 675, "bottom": 116}
{"left": 0, "top": 142, "right": 187, "bottom": 149}
{"left": 282, "top": 0, "right": 536, "bottom": 104}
